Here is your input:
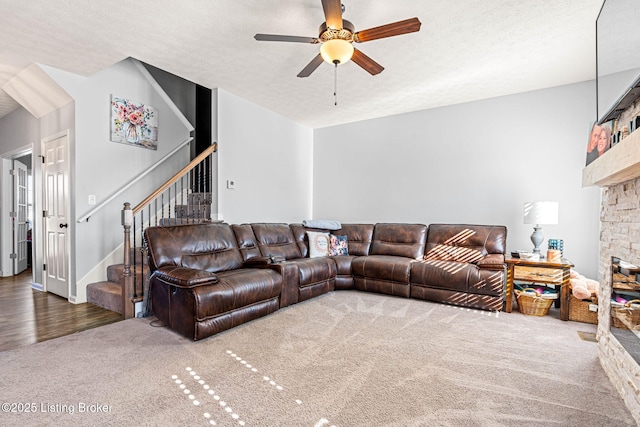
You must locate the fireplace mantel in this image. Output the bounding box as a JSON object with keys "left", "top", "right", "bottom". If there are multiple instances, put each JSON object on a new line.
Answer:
{"left": 583, "top": 129, "right": 640, "bottom": 187}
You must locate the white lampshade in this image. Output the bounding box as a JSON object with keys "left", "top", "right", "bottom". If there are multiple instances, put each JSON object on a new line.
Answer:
{"left": 320, "top": 39, "right": 354, "bottom": 64}
{"left": 523, "top": 201, "right": 559, "bottom": 225}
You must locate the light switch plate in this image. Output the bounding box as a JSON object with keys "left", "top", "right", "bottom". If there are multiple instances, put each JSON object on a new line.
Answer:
{"left": 88, "top": 195, "right": 97, "bottom": 205}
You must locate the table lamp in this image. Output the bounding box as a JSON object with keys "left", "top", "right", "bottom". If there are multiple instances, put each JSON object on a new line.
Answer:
{"left": 523, "top": 201, "right": 558, "bottom": 254}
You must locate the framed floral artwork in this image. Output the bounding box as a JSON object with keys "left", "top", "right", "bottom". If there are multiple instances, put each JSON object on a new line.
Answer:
{"left": 110, "top": 95, "right": 158, "bottom": 150}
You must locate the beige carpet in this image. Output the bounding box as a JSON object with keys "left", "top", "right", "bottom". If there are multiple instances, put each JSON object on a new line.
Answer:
{"left": 0, "top": 291, "right": 635, "bottom": 426}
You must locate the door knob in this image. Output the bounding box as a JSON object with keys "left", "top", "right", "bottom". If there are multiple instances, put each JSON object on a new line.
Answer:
{"left": 59, "top": 223, "right": 68, "bottom": 228}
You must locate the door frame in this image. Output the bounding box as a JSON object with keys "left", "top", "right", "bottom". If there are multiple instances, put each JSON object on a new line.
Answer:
{"left": 41, "top": 130, "right": 71, "bottom": 299}
{"left": 0, "top": 144, "right": 34, "bottom": 281}
{"left": 12, "top": 157, "right": 29, "bottom": 275}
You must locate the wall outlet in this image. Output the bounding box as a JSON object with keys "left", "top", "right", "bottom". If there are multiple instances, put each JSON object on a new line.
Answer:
{"left": 88, "top": 194, "right": 96, "bottom": 205}
{"left": 226, "top": 180, "right": 235, "bottom": 189}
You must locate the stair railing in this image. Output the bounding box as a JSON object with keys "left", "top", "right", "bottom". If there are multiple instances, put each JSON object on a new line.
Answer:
{"left": 78, "top": 136, "right": 193, "bottom": 223}
{"left": 120, "top": 142, "right": 218, "bottom": 319}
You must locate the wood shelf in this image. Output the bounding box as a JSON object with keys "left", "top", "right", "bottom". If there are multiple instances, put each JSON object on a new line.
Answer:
{"left": 583, "top": 129, "right": 640, "bottom": 187}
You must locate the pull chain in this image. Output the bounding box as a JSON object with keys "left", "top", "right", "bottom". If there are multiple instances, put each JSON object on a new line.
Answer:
{"left": 333, "top": 61, "right": 338, "bottom": 106}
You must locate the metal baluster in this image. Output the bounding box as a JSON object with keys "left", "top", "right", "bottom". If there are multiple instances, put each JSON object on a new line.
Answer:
{"left": 180, "top": 175, "right": 185, "bottom": 224}
{"left": 161, "top": 193, "right": 165, "bottom": 224}
{"left": 168, "top": 187, "right": 172, "bottom": 224}
{"left": 205, "top": 154, "right": 210, "bottom": 221}
{"left": 197, "top": 162, "right": 202, "bottom": 221}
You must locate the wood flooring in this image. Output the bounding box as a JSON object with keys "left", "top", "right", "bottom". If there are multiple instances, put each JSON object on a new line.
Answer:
{"left": 0, "top": 269, "right": 122, "bottom": 352}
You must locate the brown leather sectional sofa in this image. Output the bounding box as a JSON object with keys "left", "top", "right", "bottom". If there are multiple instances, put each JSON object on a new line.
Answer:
{"left": 144, "top": 222, "right": 507, "bottom": 340}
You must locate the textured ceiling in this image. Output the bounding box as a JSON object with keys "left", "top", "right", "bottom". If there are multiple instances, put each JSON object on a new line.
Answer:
{"left": 0, "top": 0, "right": 603, "bottom": 129}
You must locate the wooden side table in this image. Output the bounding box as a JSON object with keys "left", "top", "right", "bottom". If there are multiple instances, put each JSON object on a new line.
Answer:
{"left": 505, "top": 256, "right": 574, "bottom": 320}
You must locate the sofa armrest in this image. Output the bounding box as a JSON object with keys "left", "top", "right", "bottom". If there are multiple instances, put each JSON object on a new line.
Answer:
{"left": 243, "top": 261, "right": 299, "bottom": 307}
{"left": 152, "top": 266, "right": 219, "bottom": 288}
{"left": 476, "top": 254, "right": 505, "bottom": 270}
{"left": 244, "top": 255, "right": 285, "bottom": 266}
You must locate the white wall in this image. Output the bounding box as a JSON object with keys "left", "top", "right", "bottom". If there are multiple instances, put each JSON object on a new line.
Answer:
{"left": 217, "top": 89, "right": 313, "bottom": 224}
{"left": 314, "top": 81, "right": 601, "bottom": 278}
{"left": 42, "top": 58, "right": 193, "bottom": 301}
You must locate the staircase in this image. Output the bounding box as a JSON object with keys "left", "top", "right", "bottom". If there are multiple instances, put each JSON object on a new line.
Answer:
{"left": 86, "top": 247, "right": 149, "bottom": 315}
{"left": 86, "top": 199, "right": 212, "bottom": 316}
{"left": 85, "top": 143, "right": 217, "bottom": 318}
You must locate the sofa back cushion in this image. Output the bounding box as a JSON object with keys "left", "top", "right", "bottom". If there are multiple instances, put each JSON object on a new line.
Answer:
{"left": 289, "top": 223, "right": 375, "bottom": 257}
{"left": 289, "top": 224, "right": 328, "bottom": 258}
{"left": 251, "top": 223, "right": 303, "bottom": 260}
{"left": 144, "top": 223, "right": 244, "bottom": 273}
{"left": 334, "top": 224, "right": 375, "bottom": 256}
{"left": 231, "top": 224, "right": 262, "bottom": 261}
{"left": 424, "top": 224, "right": 507, "bottom": 263}
{"left": 370, "top": 223, "right": 427, "bottom": 259}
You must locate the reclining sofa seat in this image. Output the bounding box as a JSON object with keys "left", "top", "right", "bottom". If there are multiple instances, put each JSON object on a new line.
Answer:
{"left": 144, "top": 223, "right": 283, "bottom": 340}
{"left": 351, "top": 223, "right": 428, "bottom": 297}
{"left": 410, "top": 224, "right": 507, "bottom": 311}
{"left": 232, "top": 223, "right": 337, "bottom": 307}
{"left": 290, "top": 223, "right": 375, "bottom": 290}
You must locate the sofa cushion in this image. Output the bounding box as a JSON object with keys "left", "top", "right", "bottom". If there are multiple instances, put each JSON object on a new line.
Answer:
{"left": 231, "top": 224, "right": 262, "bottom": 261}
{"left": 191, "top": 268, "right": 282, "bottom": 320}
{"left": 334, "top": 224, "right": 374, "bottom": 256}
{"left": 410, "top": 260, "right": 470, "bottom": 293}
{"left": 352, "top": 255, "right": 413, "bottom": 297}
{"left": 145, "top": 223, "right": 243, "bottom": 273}
{"left": 307, "top": 231, "right": 331, "bottom": 258}
{"left": 352, "top": 255, "right": 414, "bottom": 284}
{"left": 332, "top": 255, "right": 355, "bottom": 276}
{"left": 329, "top": 234, "right": 349, "bottom": 256}
{"left": 477, "top": 253, "right": 506, "bottom": 270}
{"left": 291, "top": 223, "right": 374, "bottom": 258}
{"left": 425, "top": 224, "right": 507, "bottom": 263}
{"left": 411, "top": 260, "right": 505, "bottom": 297}
{"left": 369, "top": 223, "right": 427, "bottom": 259}
{"left": 252, "top": 223, "right": 303, "bottom": 260}
{"left": 290, "top": 224, "right": 330, "bottom": 258}
{"left": 180, "top": 249, "right": 243, "bottom": 273}
{"left": 291, "top": 257, "right": 337, "bottom": 287}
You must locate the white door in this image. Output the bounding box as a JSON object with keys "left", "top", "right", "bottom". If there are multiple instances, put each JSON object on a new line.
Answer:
{"left": 12, "top": 159, "right": 28, "bottom": 275}
{"left": 42, "top": 133, "right": 70, "bottom": 298}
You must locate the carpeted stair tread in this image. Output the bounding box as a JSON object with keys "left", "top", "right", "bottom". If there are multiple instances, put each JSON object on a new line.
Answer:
{"left": 107, "top": 263, "right": 149, "bottom": 285}
{"left": 86, "top": 281, "right": 122, "bottom": 314}
{"left": 126, "top": 247, "right": 148, "bottom": 265}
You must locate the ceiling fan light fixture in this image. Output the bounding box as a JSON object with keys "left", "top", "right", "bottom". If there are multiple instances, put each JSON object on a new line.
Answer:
{"left": 320, "top": 39, "right": 354, "bottom": 65}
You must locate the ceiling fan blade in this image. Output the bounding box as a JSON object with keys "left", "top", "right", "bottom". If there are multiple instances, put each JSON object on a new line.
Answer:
{"left": 351, "top": 49, "right": 384, "bottom": 75}
{"left": 321, "top": 0, "right": 343, "bottom": 29}
{"left": 353, "top": 17, "right": 422, "bottom": 43}
{"left": 297, "top": 54, "right": 325, "bottom": 78}
{"left": 254, "top": 34, "right": 319, "bottom": 44}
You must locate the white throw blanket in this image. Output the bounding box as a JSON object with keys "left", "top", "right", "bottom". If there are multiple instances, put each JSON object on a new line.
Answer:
{"left": 302, "top": 219, "right": 342, "bottom": 230}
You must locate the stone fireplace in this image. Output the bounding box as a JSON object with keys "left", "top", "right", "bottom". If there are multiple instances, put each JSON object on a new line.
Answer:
{"left": 598, "top": 177, "right": 640, "bottom": 422}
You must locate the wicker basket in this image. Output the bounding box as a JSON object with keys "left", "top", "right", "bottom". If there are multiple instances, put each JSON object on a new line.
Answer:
{"left": 515, "top": 288, "right": 554, "bottom": 316}
{"left": 568, "top": 295, "right": 598, "bottom": 324}
{"left": 611, "top": 299, "right": 640, "bottom": 330}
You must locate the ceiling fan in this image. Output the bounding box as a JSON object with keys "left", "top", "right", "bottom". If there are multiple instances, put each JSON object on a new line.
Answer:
{"left": 254, "top": 0, "right": 422, "bottom": 78}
